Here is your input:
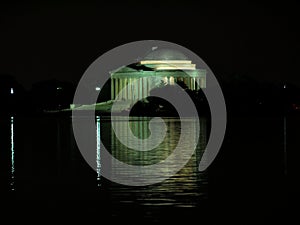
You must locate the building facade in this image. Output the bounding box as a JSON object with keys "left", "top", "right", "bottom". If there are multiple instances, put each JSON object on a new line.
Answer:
{"left": 110, "top": 50, "right": 206, "bottom": 102}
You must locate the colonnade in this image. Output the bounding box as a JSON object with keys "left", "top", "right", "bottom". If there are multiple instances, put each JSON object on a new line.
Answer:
{"left": 111, "top": 76, "right": 206, "bottom": 101}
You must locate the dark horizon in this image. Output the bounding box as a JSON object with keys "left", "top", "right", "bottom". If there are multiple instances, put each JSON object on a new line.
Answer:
{"left": 0, "top": 1, "right": 299, "bottom": 89}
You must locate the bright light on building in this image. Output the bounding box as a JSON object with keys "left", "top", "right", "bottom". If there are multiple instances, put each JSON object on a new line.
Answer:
{"left": 95, "top": 87, "right": 101, "bottom": 91}
{"left": 163, "top": 77, "right": 168, "bottom": 84}
{"left": 169, "top": 76, "right": 174, "bottom": 85}
{"left": 10, "top": 88, "right": 14, "bottom": 94}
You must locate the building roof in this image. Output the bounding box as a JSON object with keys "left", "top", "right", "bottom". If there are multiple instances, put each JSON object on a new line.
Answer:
{"left": 144, "top": 48, "right": 188, "bottom": 60}
{"left": 110, "top": 48, "right": 205, "bottom": 77}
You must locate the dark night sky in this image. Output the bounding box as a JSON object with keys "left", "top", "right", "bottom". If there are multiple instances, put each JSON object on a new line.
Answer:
{"left": 0, "top": 1, "right": 299, "bottom": 89}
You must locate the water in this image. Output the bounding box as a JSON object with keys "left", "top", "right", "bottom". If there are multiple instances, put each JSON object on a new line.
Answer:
{"left": 1, "top": 115, "right": 296, "bottom": 224}
{"left": 10, "top": 116, "right": 15, "bottom": 191}
{"left": 0, "top": 116, "right": 208, "bottom": 223}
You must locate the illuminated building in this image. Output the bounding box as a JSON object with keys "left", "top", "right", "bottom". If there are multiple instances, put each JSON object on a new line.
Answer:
{"left": 110, "top": 49, "right": 206, "bottom": 102}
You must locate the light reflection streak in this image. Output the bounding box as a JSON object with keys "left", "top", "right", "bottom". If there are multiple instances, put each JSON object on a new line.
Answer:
{"left": 10, "top": 116, "right": 15, "bottom": 191}
{"left": 96, "top": 116, "right": 101, "bottom": 185}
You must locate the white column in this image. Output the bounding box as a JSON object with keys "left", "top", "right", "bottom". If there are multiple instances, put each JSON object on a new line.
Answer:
{"left": 114, "top": 79, "right": 117, "bottom": 100}
{"left": 117, "top": 78, "right": 120, "bottom": 100}
{"left": 142, "top": 77, "right": 146, "bottom": 99}
{"left": 119, "top": 78, "right": 124, "bottom": 100}
{"left": 137, "top": 78, "right": 139, "bottom": 100}
{"left": 192, "top": 78, "right": 196, "bottom": 90}
{"left": 123, "top": 79, "right": 126, "bottom": 98}
{"left": 139, "top": 78, "right": 142, "bottom": 100}
{"left": 140, "top": 77, "right": 143, "bottom": 99}
{"left": 134, "top": 78, "right": 138, "bottom": 101}
{"left": 124, "top": 78, "right": 127, "bottom": 99}
{"left": 128, "top": 78, "right": 132, "bottom": 101}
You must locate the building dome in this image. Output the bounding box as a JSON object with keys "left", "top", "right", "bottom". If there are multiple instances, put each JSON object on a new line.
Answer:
{"left": 144, "top": 48, "right": 188, "bottom": 60}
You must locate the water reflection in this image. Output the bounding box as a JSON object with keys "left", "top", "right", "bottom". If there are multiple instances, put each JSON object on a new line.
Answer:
{"left": 108, "top": 117, "right": 205, "bottom": 166}
{"left": 10, "top": 116, "right": 15, "bottom": 191}
{"left": 96, "top": 116, "right": 101, "bottom": 186}
{"left": 5, "top": 116, "right": 208, "bottom": 210}
{"left": 1, "top": 116, "right": 289, "bottom": 223}
{"left": 99, "top": 117, "right": 208, "bottom": 208}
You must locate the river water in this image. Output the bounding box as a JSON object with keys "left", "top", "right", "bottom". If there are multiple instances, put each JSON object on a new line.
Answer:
{"left": 0, "top": 115, "right": 297, "bottom": 224}
{"left": 0, "top": 116, "right": 209, "bottom": 223}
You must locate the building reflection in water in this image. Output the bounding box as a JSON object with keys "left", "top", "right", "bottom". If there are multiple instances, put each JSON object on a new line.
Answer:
{"left": 97, "top": 117, "right": 208, "bottom": 207}
{"left": 99, "top": 117, "right": 207, "bottom": 192}
{"left": 5, "top": 115, "right": 207, "bottom": 206}
{"left": 108, "top": 117, "right": 206, "bottom": 166}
